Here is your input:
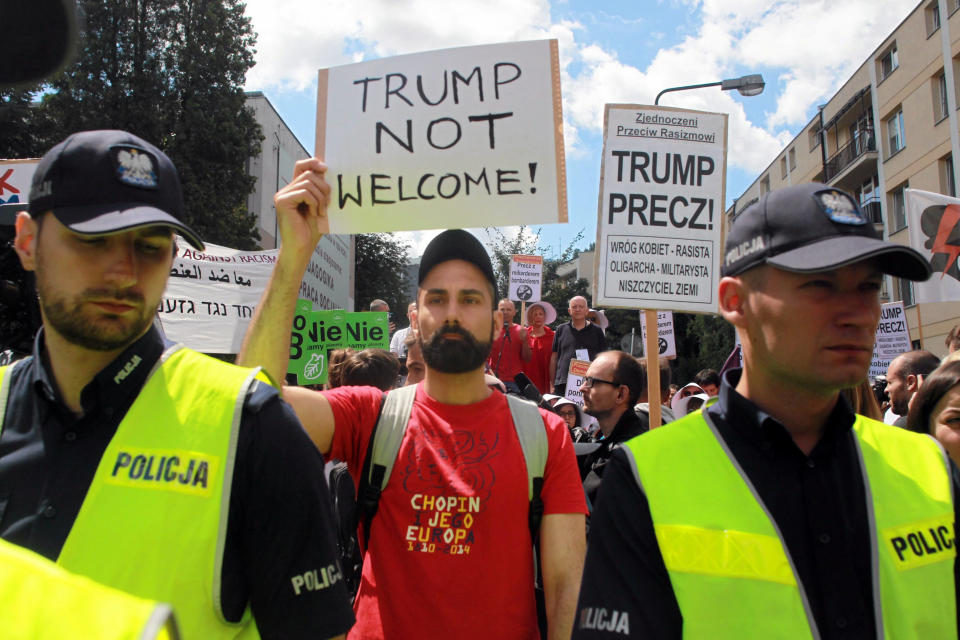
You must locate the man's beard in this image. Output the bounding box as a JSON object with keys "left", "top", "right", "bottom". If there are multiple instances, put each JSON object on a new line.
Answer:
{"left": 420, "top": 323, "right": 493, "bottom": 374}
{"left": 37, "top": 279, "right": 151, "bottom": 351}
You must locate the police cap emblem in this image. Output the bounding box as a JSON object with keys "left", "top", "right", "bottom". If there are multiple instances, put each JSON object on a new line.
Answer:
{"left": 113, "top": 146, "right": 159, "bottom": 189}
{"left": 814, "top": 189, "right": 866, "bottom": 225}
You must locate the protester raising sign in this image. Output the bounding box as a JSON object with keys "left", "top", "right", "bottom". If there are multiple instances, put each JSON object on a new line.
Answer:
{"left": 509, "top": 254, "right": 543, "bottom": 302}
{"left": 316, "top": 39, "right": 567, "bottom": 233}
{"left": 593, "top": 105, "right": 727, "bottom": 313}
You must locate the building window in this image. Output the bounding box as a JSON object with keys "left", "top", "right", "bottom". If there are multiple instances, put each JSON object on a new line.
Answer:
{"left": 885, "top": 109, "right": 905, "bottom": 157}
{"left": 760, "top": 174, "right": 771, "bottom": 195}
{"left": 954, "top": 57, "right": 960, "bottom": 106}
{"left": 878, "top": 44, "right": 899, "bottom": 81}
{"left": 952, "top": 0, "right": 960, "bottom": 15}
{"left": 927, "top": 0, "right": 941, "bottom": 36}
{"left": 935, "top": 72, "right": 949, "bottom": 122}
{"left": 809, "top": 126, "right": 821, "bottom": 151}
{"left": 898, "top": 277, "right": 915, "bottom": 306}
{"left": 889, "top": 183, "right": 908, "bottom": 230}
{"left": 788, "top": 148, "right": 796, "bottom": 171}
{"left": 780, "top": 156, "right": 787, "bottom": 179}
{"left": 942, "top": 155, "right": 957, "bottom": 196}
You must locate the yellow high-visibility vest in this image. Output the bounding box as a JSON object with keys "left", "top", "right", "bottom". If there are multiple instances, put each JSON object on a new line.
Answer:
{"left": 0, "top": 526, "right": 179, "bottom": 639}
{"left": 0, "top": 346, "right": 270, "bottom": 639}
{"left": 623, "top": 410, "right": 956, "bottom": 639}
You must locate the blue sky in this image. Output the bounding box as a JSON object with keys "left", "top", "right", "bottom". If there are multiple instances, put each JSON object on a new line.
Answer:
{"left": 244, "top": 0, "right": 921, "bottom": 257}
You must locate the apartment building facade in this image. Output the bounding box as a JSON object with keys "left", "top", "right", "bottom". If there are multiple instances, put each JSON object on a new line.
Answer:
{"left": 729, "top": 0, "right": 960, "bottom": 356}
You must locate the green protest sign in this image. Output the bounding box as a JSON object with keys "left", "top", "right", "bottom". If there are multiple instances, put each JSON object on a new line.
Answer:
{"left": 289, "top": 300, "right": 346, "bottom": 384}
{"left": 287, "top": 301, "right": 389, "bottom": 384}
{"left": 343, "top": 311, "right": 390, "bottom": 350}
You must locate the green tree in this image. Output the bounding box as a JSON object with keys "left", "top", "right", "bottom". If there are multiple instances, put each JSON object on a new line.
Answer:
{"left": 354, "top": 233, "right": 411, "bottom": 318}
{"left": 38, "top": 0, "right": 262, "bottom": 249}
{"left": 0, "top": 87, "right": 51, "bottom": 158}
{"left": 671, "top": 313, "right": 735, "bottom": 384}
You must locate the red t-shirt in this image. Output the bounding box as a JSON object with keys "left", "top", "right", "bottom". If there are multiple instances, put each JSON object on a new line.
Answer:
{"left": 522, "top": 325, "right": 554, "bottom": 394}
{"left": 325, "top": 383, "right": 586, "bottom": 640}
{"left": 486, "top": 323, "right": 526, "bottom": 382}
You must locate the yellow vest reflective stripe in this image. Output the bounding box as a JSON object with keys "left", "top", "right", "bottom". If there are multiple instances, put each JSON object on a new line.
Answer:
{"left": 0, "top": 537, "right": 179, "bottom": 640}
{"left": 0, "top": 347, "right": 270, "bottom": 639}
{"left": 623, "top": 410, "right": 956, "bottom": 639}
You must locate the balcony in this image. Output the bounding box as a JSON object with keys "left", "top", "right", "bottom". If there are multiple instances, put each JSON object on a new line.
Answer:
{"left": 824, "top": 132, "right": 878, "bottom": 185}
{"left": 861, "top": 198, "right": 883, "bottom": 225}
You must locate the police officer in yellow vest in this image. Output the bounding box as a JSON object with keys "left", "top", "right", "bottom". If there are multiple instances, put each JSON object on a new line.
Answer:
{"left": 574, "top": 182, "right": 959, "bottom": 639}
{"left": 0, "top": 537, "right": 180, "bottom": 640}
{"left": 0, "top": 130, "right": 354, "bottom": 639}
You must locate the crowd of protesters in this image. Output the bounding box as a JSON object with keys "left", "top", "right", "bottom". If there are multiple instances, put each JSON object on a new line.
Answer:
{"left": 4, "top": 128, "right": 960, "bottom": 640}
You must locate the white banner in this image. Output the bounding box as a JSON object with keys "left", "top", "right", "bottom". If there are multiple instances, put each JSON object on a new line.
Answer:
{"left": 905, "top": 188, "right": 960, "bottom": 303}
{"left": 509, "top": 254, "right": 542, "bottom": 302}
{"left": 316, "top": 39, "right": 567, "bottom": 233}
{"left": 0, "top": 159, "right": 39, "bottom": 222}
{"left": 594, "top": 105, "right": 727, "bottom": 313}
{"left": 300, "top": 234, "right": 354, "bottom": 312}
{"left": 159, "top": 241, "right": 278, "bottom": 353}
{"left": 870, "top": 301, "right": 911, "bottom": 378}
{"left": 639, "top": 310, "right": 676, "bottom": 358}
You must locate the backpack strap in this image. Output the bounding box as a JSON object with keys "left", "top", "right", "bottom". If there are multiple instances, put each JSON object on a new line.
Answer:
{"left": 506, "top": 393, "right": 548, "bottom": 541}
{"left": 356, "top": 383, "right": 418, "bottom": 550}
{"left": 0, "top": 360, "right": 28, "bottom": 441}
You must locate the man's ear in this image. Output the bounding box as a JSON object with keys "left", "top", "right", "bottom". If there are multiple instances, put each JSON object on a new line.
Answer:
{"left": 494, "top": 308, "right": 504, "bottom": 335}
{"left": 718, "top": 276, "right": 748, "bottom": 328}
{"left": 13, "top": 212, "right": 39, "bottom": 271}
{"left": 411, "top": 308, "right": 419, "bottom": 332}
{"left": 906, "top": 373, "right": 919, "bottom": 393}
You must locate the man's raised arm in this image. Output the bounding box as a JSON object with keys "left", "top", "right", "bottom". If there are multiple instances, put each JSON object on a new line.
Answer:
{"left": 238, "top": 158, "right": 330, "bottom": 384}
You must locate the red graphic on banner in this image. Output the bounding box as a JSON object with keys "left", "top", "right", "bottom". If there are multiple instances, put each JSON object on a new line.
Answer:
{"left": 0, "top": 169, "right": 19, "bottom": 197}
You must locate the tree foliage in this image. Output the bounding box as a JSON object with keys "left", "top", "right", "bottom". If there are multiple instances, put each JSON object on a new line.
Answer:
{"left": 354, "top": 233, "right": 412, "bottom": 318}
{"left": 5, "top": 0, "right": 263, "bottom": 249}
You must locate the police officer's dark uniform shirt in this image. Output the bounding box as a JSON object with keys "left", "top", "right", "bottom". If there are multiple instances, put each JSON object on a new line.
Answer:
{"left": 0, "top": 327, "right": 355, "bottom": 638}
{"left": 582, "top": 408, "right": 646, "bottom": 510}
{"left": 573, "top": 369, "right": 960, "bottom": 639}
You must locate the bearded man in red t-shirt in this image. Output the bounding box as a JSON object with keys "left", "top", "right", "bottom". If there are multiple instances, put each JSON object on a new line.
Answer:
{"left": 238, "top": 158, "right": 587, "bottom": 640}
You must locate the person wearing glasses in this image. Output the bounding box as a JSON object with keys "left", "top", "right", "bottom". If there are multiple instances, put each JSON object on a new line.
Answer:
{"left": 574, "top": 183, "right": 957, "bottom": 639}
{"left": 578, "top": 351, "right": 645, "bottom": 511}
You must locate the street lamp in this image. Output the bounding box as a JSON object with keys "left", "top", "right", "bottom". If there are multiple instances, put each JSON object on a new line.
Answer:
{"left": 654, "top": 74, "right": 765, "bottom": 105}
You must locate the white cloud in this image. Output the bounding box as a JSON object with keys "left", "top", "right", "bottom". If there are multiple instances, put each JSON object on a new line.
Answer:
{"left": 244, "top": 0, "right": 919, "bottom": 176}
{"left": 244, "top": 0, "right": 555, "bottom": 91}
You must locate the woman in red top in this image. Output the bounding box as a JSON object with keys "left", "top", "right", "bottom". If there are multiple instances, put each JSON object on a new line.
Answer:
{"left": 522, "top": 301, "right": 557, "bottom": 393}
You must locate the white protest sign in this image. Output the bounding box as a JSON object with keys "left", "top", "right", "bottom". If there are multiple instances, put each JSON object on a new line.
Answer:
{"left": 160, "top": 241, "right": 278, "bottom": 353}
{"left": 316, "top": 39, "right": 567, "bottom": 233}
{"left": 299, "top": 234, "right": 354, "bottom": 312}
{"left": 565, "top": 359, "right": 590, "bottom": 406}
{"left": 870, "top": 301, "right": 911, "bottom": 378}
{"left": 0, "top": 159, "right": 38, "bottom": 223}
{"left": 594, "top": 105, "right": 727, "bottom": 313}
{"left": 639, "top": 311, "right": 676, "bottom": 358}
{"left": 509, "top": 254, "right": 542, "bottom": 302}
